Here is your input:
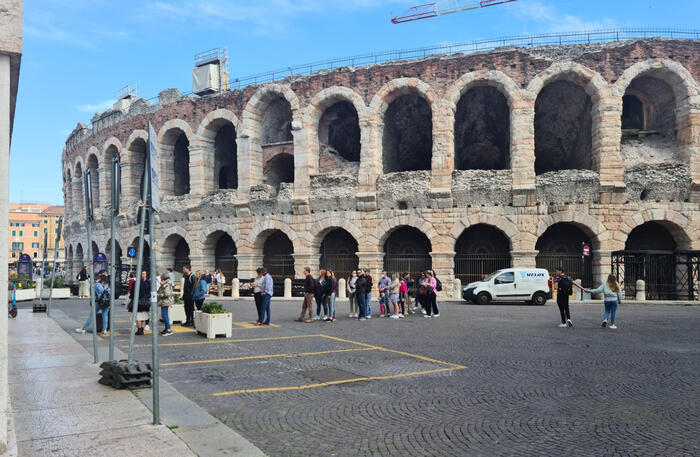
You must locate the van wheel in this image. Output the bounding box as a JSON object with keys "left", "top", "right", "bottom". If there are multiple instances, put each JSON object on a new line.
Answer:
{"left": 476, "top": 292, "right": 491, "bottom": 306}
{"left": 532, "top": 292, "right": 547, "bottom": 306}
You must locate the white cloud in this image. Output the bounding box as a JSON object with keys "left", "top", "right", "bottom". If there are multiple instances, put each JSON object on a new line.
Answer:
{"left": 510, "top": 1, "right": 618, "bottom": 32}
{"left": 76, "top": 99, "right": 116, "bottom": 113}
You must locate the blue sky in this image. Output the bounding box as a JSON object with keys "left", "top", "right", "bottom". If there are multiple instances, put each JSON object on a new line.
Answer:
{"left": 10, "top": 0, "right": 699, "bottom": 205}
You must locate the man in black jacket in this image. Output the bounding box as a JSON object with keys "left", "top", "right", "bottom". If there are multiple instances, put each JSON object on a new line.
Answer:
{"left": 355, "top": 270, "right": 367, "bottom": 321}
{"left": 297, "top": 267, "right": 315, "bottom": 323}
{"left": 182, "top": 265, "right": 196, "bottom": 326}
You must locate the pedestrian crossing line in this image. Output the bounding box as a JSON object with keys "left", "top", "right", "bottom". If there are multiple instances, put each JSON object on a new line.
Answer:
{"left": 212, "top": 367, "right": 465, "bottom": 397}
{"left": 161, "top": 347, "right": 377, "bottom": 367}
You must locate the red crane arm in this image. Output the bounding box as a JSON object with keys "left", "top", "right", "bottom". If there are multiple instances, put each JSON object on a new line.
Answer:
{"left": 391, "top": 0, "right": 519, "bottom": 24}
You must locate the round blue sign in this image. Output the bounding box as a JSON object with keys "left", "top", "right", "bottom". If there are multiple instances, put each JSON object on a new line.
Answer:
{"left": 128, "top": 248, "right": 136, "bottom": 258}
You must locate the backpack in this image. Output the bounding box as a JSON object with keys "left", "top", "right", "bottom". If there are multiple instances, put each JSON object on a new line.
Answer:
{"left": 435, "top": 277, "right": 442, "bottom": 292}
{"left": 97, "top": 287, "right": 110, "bottom": 309}
{"left": 558, "top": 276, "right": 572, "bottom": 295}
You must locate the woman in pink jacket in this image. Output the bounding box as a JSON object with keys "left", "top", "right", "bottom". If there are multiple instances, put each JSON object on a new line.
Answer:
{"left": 424, "top": 270, "right": 440, "bottom": 317}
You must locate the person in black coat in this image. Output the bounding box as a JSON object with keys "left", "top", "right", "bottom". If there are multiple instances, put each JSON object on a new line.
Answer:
{"left": 182, "top": 265, "right": 196, "bottom": 326}
{"left": 354, "top": 270, "right": 368, "bottom": 320}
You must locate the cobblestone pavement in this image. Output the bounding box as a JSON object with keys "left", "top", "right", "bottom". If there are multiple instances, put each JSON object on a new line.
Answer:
{"left": 49, "top": 298, "right": 700, "bottom": 457}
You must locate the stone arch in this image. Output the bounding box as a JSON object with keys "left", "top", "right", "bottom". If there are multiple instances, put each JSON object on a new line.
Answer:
{"left": 161, "top": 233, "right": 191, "bottom": 273}
{"left": 194, "top": 108, "right": 241, "bottom": 142}
{"left": 242, "top": 84, "right": 300, "bottom": 188}
{"left": 102, "top": 137, "right": 122, "bottom": 204}
{"left": 536, "top": 211, "right": 606, "bottom": 250}
{"left": 620, "top": 209, "right": 692, "bottom": 250}
{"left": 310, "top": 217, "right": 366, "bottom": 251}
{"left": 158, "top": 226, "right": 193, "bottom": 249}
{"left": 446, "top": 70, "right": 521, "bottom": 112}
{"left": 125, "top": 130, "right": 148, "bottom": 199}
{"left": 102, "top": 137, "right": 122, "bottom": 162}
{"left": 203, "top": 228, "right": 238, "bottom": 281}
{"left": 377, "top": 215, "right": 439, "bottom": 248}
{"left": 158, "top": 119, "right": 194, "bottom": 197}
{"left": 449, "top": 215, "right": 518, "bottom": 250}
{"left": 453, "top": 223, "right": 513, "bottom": 283}
{"left": 304, "top": 86, "right": 368, "bottom": 173}
{"left": 613, "top": 59, "right": 698, "bottom": 106}
{"left": 247, "top": 219, "right": 301, "bottom": 250}
{"left": 527, "top": 61, "right": 608, "bottom": 103}
{"left": 194, "top": 109, "right": 240, "bottom": 192}
{"left": 85, "top": 150, "right": 101, "bottom": 207}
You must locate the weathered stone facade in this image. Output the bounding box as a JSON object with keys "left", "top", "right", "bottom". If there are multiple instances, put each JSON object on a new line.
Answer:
{"left": 61, "top": 39, "right": 700, "bottom": 293}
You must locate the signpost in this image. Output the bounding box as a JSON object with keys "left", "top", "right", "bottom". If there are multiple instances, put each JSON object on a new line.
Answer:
{"left": 84, "top": 170, "right": 99, "bottom": 363}
{"left": 109, "top": 155, "right": 120, "bottom": 361}
{"left": 148, "top": 121, "right": 160, "bottom": 425}
{"left": 47, "top": 217, "right": 63, "bottom": 317}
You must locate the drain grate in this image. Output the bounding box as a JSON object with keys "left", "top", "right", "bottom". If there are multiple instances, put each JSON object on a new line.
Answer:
{"left": 299, "top": 368, "right": 360, "bottom": 383}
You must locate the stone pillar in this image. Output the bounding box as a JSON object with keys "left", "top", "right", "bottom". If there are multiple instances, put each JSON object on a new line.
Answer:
{"left": 356, "top": 251, "right": 383, "bottom": 297}
{"left": 73, "top": 177, "right": 84, "bottom": 218}
{"left": 429, "top": 100, "right": 454, "bottom": 208}
{"left": 511, "top": 250, "right": 538, "bottom": 268}
{"left": 338, "top": 278, "right": 347, "bottom": 299}
{"left": 293, "top": 253, "right": 319, "bottom": 278}
{"left": 592, "top": 250, "right": 612, "bottom": 287}
{"left": 291, "top": 121, "right": 312, "bottom": 214}
{"left": 594, "top": 93, "right": 625, "bottom": 189}
{"left": 189, "top": 140, "right": 214, "bottom": 196}
{"left": 0, "top": 51, "right": 12, "bottom": 453}
{"left": 356, "top": 116, "right": 380, "bottom": 211}
{"left": 430, "top": 251, "right": 455, "bottom": 296}
{"left": 635, "top": 279, "right": 646, "bottom": 301}
{"left": 510, "top": 100, "right": 536, "bottom": 207}
{"left": 234, "top": 133, "right": 254, "bottom": 210}
{"left": 231, "top": 278, "right": 240, "bottom": 299}
{"left": 235, "top": 249, "right": 259, "bottom": 282}
{"left": 452, "top": 278, "right": 462, "bottom": 300}
{"left": 284, "top": 278, "right": 292, "bottom": 298}
{"left": 679, "top": 107, "right": 700, "bottom": 202}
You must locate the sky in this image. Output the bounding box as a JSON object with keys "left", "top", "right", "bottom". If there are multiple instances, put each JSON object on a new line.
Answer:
{"left": 9, "top": 0, "right": 700, "bottom": 205}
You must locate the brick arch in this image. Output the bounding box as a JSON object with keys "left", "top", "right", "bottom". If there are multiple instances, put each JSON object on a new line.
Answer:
{"left": 445, "top": 70, "right": 522, "bottom": 112}
{"left": 194, "top": 108, "right": 241, "bottom": 144}
{"left": 536, "top": 211, "right": 607, "bottom": 250}
{"left": 309, "top": 217, "right": 366, "bottom": 251}
{"left": 613, "top": 59, "right": 699, "bottom": 104}
{"left": 449, "top": 215, "right": 519, "bottom": 251}
{"left": 124, "top": 130, "right": 148, "bottom": 164}
{"left": 619, "top": 209, "right": 692, "bottom": 250}
{"left": 527, "top": 61, "right": 608, "bottom": 102}
{"left": 377, "top": 215, "right": 439, "bottom": 248}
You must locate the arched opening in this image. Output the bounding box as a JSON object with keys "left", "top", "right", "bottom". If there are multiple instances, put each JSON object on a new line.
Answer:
{"left": 74, "top": 163, "right": 84, "bottom": 212}
{"left": 75, "top": 243, "right": 84, "bottom": 274}
{"left": 621, "top": 74, "right": 681, "bottom": 165}
{"left": 105, "top": 145, "right": 121, "bottom": 202}
{"left": 383, "top": 226, "right": 432, "bottom": 276}
{"left": 614, "top": 221, "right": 696, "bottom": 300}
{"left": 454, "top": 224, "right": 512, "bottom": 284}
{"left": 319, "top": 228, "right": 359, "bottom": 280}
{"left": 128, "top": 137, "right": 147, "bottom": 200}
{"left": 264, "top": 153, "right": 294, "bottom": 189}
{"left": 261, "top": 96, "right": 293, "bottom": 144}
{"left": 204, "top": 231, "right": 238, "bottom": 282}
{"left": 318, "top": 101, "right": 361, "bottom": 171}
{"left": 64, "top": 170, "right": 72, "bottom": 215}
{"left": 165, "top": 235, "right": 191, "bottom": 273}
{"left": 66, "top": 244, "right": 74, "bottom": 279}
{"left": 382, "top": 94, "right": 432, "bottom": 173}
{"left": 214, "top": 123, "right": 238, "bottom": 190}
{"left": 129, "top": 238, "right": 151, "bottom": 274}
{"left": 454, "top": 86, "right": 510, "bottom": 170}
{"left": 536, "top": 222, "right": 593, "bottom": 286}
{"left": 161, "top": 128, "right": 190, "bottom": 197}
{"left": 261, "top": 230, "right": 294, "bottom": 279}
{"left": 86, "top": 154, "right": 100, "bottom": 207}
{"left": 535, "top": 80, "right": 592, "bottom": 174}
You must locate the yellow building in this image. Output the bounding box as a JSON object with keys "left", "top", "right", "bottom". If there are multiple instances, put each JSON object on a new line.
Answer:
{"left": 8, "top": 203, "right": 64, "bottom": 265}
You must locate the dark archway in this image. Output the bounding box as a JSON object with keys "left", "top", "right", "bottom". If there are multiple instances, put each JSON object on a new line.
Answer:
{"left": 214, "top": 123, "right": 238, "bottom": 190}
{"left": 622, "top": 76, "right": 676, "bottom": 139}
{"left": 535, "top": 81, "right": 592, "bottom": 174}
{"left": 264, "top": 153, "right": 294, "bottom": 189}
{"left": 383, "top": 226, "right": 432, "bottom": 276}
{"left": 128, "top": 137, "right": 147, "bottom": 200}
{"left": 215, "top": 233, "right": 238, "bottom": 281}
{"left": 536, "top": 222, "right": 593, "bottom": 286}
{"left": 86, "top": 154, "right": 100, "bottom": 207}
{"left": 319, "top": 228, "right": 359, "bottom": 280}
{"left": 261, "top": 97, "right": 293, "bottom": 144}
{"left": 263, "top": 231, "right": 294, "bottom": 279}
{"left": 455, "top": 86, "right": 510, "bottom": 170}
{"left": 318, "top": 101, "right": 361, "bottom": 163}
{"left": 383, "top": 94, "right": 432, "bottom": 173}
{"left": 454, "top": 224, "right": 512, "bottom": 284}
{"left": 173, "top": 134, "right": 190, "bottom": 196}
{"left": 626, "top": 221, "right": 678, "bottom": 251}
{"left": 161, "top": 129, "right": 190, "bottom": 197}
{"left": 622, "top": 94, "right": 645, "bottom": 130}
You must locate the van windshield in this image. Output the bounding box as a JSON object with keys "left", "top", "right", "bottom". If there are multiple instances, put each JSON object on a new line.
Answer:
{"left": 483, "top": 270, "right": 503, "bottom": 281}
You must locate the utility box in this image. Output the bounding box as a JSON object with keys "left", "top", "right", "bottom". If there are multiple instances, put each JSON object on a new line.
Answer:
{"left": 192, "top": 48, "right": 229, "bottom": 96}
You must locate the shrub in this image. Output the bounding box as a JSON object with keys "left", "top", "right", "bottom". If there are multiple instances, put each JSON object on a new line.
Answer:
{"left": 49, "top": 276, "right": 65, "bottom": 288}
{"left": 174, "top": 294, "right": 183, "bottom": 304}
{"left": 201, "top": 302, "right": 226, "bottom": 314}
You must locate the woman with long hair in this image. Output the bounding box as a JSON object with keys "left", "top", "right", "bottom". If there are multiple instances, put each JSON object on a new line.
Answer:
{"left": 585, "top": 274, "right": 623, "bottom": 329}
{"left": 315, "top": 269, "right": 328, "bottom": 320}
{"left": 326, "top": 270, "right": 337, "bottom": 322}
{"left": 192, "top": 270, "right": 207, "bottom": 311}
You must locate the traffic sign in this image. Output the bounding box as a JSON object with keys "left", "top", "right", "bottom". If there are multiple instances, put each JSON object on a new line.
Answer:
{"left": 128, "top": 247, "right": 137, "bottom": 258}
{"left": 582, "top": 243, "right": 590, "bottom": 257}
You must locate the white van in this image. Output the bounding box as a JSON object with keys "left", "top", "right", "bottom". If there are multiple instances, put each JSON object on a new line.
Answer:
{"left": 462, "top": 268, "right": 552, "bottom": 305}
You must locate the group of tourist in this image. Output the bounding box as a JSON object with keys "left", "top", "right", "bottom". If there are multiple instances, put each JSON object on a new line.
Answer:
{"left": 298, "top": 268, "right": 441, "bottom": 323}
{"left": 553, "top": 267, "right": 623, "bottom": 329}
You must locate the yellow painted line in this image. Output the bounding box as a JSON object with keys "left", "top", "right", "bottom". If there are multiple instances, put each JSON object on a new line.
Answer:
{"left": 162, "top": 347, "right": 377, "bottom": 367}
{"left": 233, "top": 322, "right": 281, "bottom": 328}
{"left": 213, "top": 367, "right": 465, "bottom": 397}
{"left": 122, "top": 334, "right": 323, "bottom": 349}
{"left": 319, "top": 334, "right": 467, "bottom": 369}
{"left": 171, "top": 325, "right": 196, "bottom": 333}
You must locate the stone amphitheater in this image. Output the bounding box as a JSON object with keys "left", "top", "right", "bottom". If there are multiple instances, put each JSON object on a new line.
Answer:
{"left": 61, "top": 37, "right": 700, "bottom": 300}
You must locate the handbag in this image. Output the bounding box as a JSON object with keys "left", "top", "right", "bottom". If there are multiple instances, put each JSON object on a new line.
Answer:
{"left": 127, "top": 297, "right": 151, "bottom": 313}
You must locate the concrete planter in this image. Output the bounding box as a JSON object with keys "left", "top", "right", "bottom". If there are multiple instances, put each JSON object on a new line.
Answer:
{"left": 40, "top": 288, "right": 71, "bottom": 299}
{"left": 10, "top": 289, "right": 36, "bottom": 302}
{"left": 194, "top": 310, "right": 232, "bottom": 339}
{"left": 166, "top": 304, "right": 187, "bottom": 325}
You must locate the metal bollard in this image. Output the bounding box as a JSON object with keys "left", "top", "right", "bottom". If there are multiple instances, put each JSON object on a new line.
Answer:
{"left": 453, "top": 278, "right": 462, "bottom": 300}
{"left": 635, "top": 279, "right": 645, "bottom": 301}
{"left": 232, "top": 278, "right": 240, "bottom": 299}
{"left": 284, "top": 278, "right": 292, "bottom": 298}
{"left": 338, "top": 278, "right": 347, "bottom": 299}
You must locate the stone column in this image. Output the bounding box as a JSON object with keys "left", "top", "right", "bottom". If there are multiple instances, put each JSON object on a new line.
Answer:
{"left": 233, "top": 133, "right": 253, "bottom": 216}
{"left": 512, "top": 250, "right": 538, "bottom": 268}
{"left": 73, "top": 177, "right": 84, "bottom": 218}
{"left": 189, "top": 139, "right": 214, "bottom": 196}
{"left": 510, "top": 100, "right": 537, "bottom": 207}
{"left": 357, "top": 251, "right": 383, "bottom": 297}
{"left": 356, "top": 116, "right": 380, "bottom": 211}
{"left": 429, "top": 100, "right": 454, "bottom": 208}
{"left": 679, "top": 106, "right": 700, "bottom": 202}
{"left": 430, "top": 251, "right": 455, "bottom": 296}
{"left": 592, "top": 250, "right": 612, "bottom": 286}
{"left": 293, "top": 253, "right": 319, "bottom": 277}
{"left": 235, "top": 249, "right": 260, "bottom": 281}
{"left": 291, "top": 120, "right": 312, "bottom": 214}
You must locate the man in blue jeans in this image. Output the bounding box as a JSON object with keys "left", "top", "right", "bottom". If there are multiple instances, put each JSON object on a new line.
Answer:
{"left": 256, "top": 268, "right": 274, "bottom": 326}
{"left": 354, "top": 269, "right": 367, "bottom": 320}
{"left": 75, "top": 274, "right": 110, "bottom": 336}
{"left": 364, "top": 268, "right": 373, "bottom": 318}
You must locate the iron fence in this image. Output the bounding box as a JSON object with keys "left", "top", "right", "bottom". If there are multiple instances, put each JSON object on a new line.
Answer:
{"left": 383, "top": 255, "right": 432, "bottom": 277}
{"left": 536, "top": 253, "right": 593, "bottom": 288}
{"left": 454, "top": 254, "right": 511, "bottom": 285}
{"left": 320, "top": 254, "right": 359, "bottom": 281}
{"left": 263, "top": 254, "right": 295, "bottom": 280}
{"left": 612, "top": 250, "right": 700, "bottom": 300}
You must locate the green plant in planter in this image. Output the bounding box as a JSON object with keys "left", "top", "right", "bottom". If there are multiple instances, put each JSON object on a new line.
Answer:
{"left": 201, "top": 302, "right": 227, "bottom": 314}
{"left": 49, "top": 276, "right": 64, "bottom": 288}
{"left": 174, "top": 294, "right": 183, "bottom": 305}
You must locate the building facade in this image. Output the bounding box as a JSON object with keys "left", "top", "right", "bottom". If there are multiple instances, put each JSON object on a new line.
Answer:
{"left": 8, "top": 203, "right": 64, "bottom": 264}
{"left": 61, "top": 38, "right": 700, "bottom": 299}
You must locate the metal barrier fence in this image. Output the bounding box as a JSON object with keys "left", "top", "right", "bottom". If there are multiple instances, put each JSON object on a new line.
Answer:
{"left": 319, "top": 254, "right": 359, "bottom": 281}
{"left": 454, "top": 254, "right": 511, "bottom": 285}
{"left": 536, "top": 253, "right": 593, "bottom": 288}
{"left": 383, "top": 255, "right": 432, "bottom": 277}
{"left": 612, "top": 250, "right": 700, "bottom": 300}
{"left": 263, "top": 255, "right": 295, "bottom": 280}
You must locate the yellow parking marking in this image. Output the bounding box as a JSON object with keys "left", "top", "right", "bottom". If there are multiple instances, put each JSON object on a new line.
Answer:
{"left": 319, "top": 334, "right": 467, "bottom": 369}
{"left": 123, "top": 334, "right": 322, "bottom": 349}
{"left": 233, "top": 322, "right": 281, "bottom": 328}
{"left": 171, "top": 325, "right": 196, "bottom": 333}
{"left": 162, "top": 347, "right": 376, "bottom": 367}
{"left": 213, "top": 367, "right": 465, "bottom": 396}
